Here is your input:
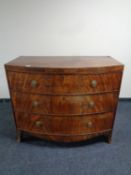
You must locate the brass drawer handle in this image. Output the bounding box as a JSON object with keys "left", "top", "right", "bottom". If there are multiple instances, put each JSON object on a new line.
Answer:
{"left": 82, "top": 101, "right": 95, "bottom": 108}
{"left": 31, "top": 80, "right": 37, "bottom": 88}
{"left": 88, "top": 101, "right": 95, "bottom": 108}
{"left": 85, "top": 121, "right": 92, "bottom": 128}
{"left": 35, "top": 120, "right": 43, "bottom": 127}
{"left": 91, "top": 80, "right": 97, "bottom": 88}
{"left": 32, "top": 101, "right": 39, "bottom": 107}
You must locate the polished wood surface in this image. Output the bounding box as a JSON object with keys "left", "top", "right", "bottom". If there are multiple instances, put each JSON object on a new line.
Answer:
{"left": 5, "top": 56, "right": 123, "bottom": 74}
{"left": 5, "top": 56, "right": 123, "bottom": 68}
{"left": 12, "top": 92, "right": 118, "bottom": 115}
{"left": 8, "top": 71, "right": 122, "bottom": 94}
{"left": 5, "top": 56, "right": 124, "bottom": 143}
{"left": 15, "top": 112, "right": 113, "bottom": 135}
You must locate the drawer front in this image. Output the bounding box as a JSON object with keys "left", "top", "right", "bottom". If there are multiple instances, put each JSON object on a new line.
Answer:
{"left": 8, "top": 71, "right": 122, "bottom": 94}
{"left": 15, "top": 112, "right": 113, "bottom": 135}
{"left": 8, "top": 72, "right": 52, "bottom": 93}
{"left": 52, "top": 73, "right": 122, "bottom": 94}
{"left": 12, "top": 92, "right": 118, "bottom": 115}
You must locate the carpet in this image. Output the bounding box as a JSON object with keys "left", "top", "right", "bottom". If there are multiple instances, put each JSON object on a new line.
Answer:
{"left": 0, "top": 100, "right": 131, "bottom": 175}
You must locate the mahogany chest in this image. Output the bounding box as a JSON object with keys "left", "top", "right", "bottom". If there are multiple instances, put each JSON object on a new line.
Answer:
{"left": 5, "top": 56, "right": 124, "bottom": 143}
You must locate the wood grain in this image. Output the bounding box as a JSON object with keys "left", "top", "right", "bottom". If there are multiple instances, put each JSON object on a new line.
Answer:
{"left": 5, "top": 56, "right": 124, "bottom": 143}
{"left": 5, "top": 56, "right": 123, "bottom": 74}
{"left": 8, "top": 71, "right": 122, "bottom": 94}
{"left": 11, "top": 92, "right": 118, "bottom": 115}
{"left": 15, "top": 112, "right": 113, "bottom": 135}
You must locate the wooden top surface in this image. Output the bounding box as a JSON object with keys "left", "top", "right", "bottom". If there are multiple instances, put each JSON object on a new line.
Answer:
{"left": 5, "top": 56, "right": 123, "bottom": 68}
{"left": 5, "top": 56, "right": 124, "bottom": 74}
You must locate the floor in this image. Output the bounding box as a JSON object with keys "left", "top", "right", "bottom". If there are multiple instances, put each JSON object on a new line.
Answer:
{"left": 0, "top": 100, "right": 131, "bottom": 175}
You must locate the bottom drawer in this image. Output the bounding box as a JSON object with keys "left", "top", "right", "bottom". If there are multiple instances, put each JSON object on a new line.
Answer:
{"left": 15, "top": 112, "right": 114, "bottom": 135}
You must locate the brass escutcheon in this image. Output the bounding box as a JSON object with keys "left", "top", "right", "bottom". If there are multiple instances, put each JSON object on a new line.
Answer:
{"left": 85, "top": 121, "right": 93, "bottom": 128}
{"left": 32, "top": 101, "right": 39, "bottom": 107}
{"left": 35, "top": 121, "right": 43, "bottom": 127}
{"left": 91, "top": 80, "right": 97, "bottom": 88}
{"left": 88, "top": 101, "right": 95, "bottom": 108}
{"left": 31, "top": 80, "right": 37, "bottom": 88}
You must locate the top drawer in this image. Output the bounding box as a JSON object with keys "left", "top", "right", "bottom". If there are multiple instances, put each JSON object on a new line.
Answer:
{"left": 7, "top": 71, "right": 122, "bottom": 94}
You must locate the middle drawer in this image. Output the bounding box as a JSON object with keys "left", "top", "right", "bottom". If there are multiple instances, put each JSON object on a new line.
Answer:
{"left": 12, "top": 92, "right": 118, "bottom": 115}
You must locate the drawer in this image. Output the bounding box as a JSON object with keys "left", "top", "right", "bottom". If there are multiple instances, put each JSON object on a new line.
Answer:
{"left": 8, "top": 71, "right": 122, "bottom": 94}
{"left": 52, "top": 73, "right": 122, "bottom": 94}
{"left": 15, "top": 112, "right": 113, "bottom": 135}
{"left": 12, "top": 92, "right": 118, "bottom": 115}
{"left": 7, "top": 72, "right": 52, "bottom": 93}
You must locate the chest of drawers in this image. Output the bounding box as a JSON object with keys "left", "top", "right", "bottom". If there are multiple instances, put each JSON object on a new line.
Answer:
{"left": 5, "top": 56, "right": 124, "bottom": 143}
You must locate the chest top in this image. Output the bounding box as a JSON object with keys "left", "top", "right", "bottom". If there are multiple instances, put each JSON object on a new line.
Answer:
{"left": 5, "top": 56, "right": 124, "bottom": 74}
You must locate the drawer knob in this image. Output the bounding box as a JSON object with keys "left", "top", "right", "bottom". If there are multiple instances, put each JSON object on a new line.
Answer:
{"left": 91, "top": 80, "right": 97, "bottom": 88}
{"left": 32, "top": 101, "right": 39, "bottom": 107}
{"left": 31, "top": 80, "right": 37, "bottom": 88}
{"left": 35, "top": 121, "right": 43, "bottom": 127}
{"left": 86, "top": 121, "right": 92, "bottom": 128}
{"left": 88, "top": 101, "right": 95, "bottom": 108}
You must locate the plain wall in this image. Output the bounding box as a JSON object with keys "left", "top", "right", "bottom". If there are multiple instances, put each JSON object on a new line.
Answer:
{"left": 0, "top": 0, "right": 131, "bottom": 98}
